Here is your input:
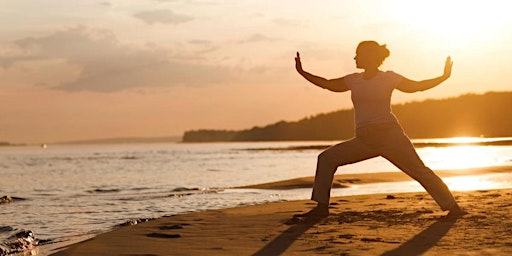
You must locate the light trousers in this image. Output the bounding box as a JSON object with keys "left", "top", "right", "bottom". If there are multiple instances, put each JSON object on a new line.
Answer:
{"left": 311, "top": 123, "right": 457, "bottom": 211}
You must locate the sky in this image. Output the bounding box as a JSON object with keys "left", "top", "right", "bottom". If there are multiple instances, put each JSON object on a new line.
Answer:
{"left": 1, "top": 0, "right": 512, "bottom": 143}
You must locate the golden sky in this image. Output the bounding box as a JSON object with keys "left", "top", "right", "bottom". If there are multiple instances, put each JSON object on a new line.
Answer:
{"left": 1, "top": 0, "right": 512, "bottom": 143}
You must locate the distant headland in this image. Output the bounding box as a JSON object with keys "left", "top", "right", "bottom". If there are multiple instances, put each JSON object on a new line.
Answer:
{"left": 0, "top": 136, "right": 181, "bottom": 147}
{"left": 182, "top": 91, "right": 512, "bottom": 142}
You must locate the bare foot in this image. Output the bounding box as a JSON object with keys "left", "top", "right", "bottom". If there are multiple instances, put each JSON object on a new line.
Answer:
{"left": 294, "top": 206, "right": 329, "bottom": 219}
{"left": 446, "top": 204, "right": 468, "bottom": 218}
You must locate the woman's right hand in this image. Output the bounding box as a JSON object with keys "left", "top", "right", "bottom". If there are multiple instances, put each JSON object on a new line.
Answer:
{"left": 295, "top": 52, "right": 303, "bottom": 73}
{"left": 443, "top": 56, "right": 453, "bottom": 79}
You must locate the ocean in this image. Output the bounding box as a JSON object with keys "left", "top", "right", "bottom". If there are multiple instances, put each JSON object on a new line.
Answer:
{"left": 1, "top": 139, "right": 512, "bottom": 255}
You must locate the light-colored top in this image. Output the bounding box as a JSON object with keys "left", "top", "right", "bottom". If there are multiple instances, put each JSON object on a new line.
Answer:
{"left": 344, "top": 71, "right": 404, "bottom": 129}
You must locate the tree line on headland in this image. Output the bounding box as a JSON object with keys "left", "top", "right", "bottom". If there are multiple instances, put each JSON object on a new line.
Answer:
{"left": 182, "top": 91, "right": 512, "bottom": 142}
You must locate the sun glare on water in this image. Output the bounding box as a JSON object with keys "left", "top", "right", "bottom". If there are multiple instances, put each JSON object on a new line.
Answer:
{"left": 422, "top": 136, "right": 505, "bottom": 169}
{"left": 445, "top": 175, "right": 500, "bottom": 191}
{"left": 431, "top": 145, "right": 499, "bottom": 170}
{"left": 432, "top": 137, "right": 488, "bottom": 144}
{"left": 419, "top": 136, "right": 510, "bottom": 191}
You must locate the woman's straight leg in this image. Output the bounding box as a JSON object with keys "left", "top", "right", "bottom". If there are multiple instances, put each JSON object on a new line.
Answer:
{"left": 382, "top": 130, "right": 458, "bottom": 211}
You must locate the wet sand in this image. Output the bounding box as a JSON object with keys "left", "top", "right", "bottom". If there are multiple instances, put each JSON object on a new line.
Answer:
{"left": 51, "top": 167, "right": 512, "bottom": 255}
{"left": 240, "top": 166, "right": 512, "bottom": 189}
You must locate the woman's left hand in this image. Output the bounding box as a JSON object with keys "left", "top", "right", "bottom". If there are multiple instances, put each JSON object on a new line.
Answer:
{"left": 443, "top": 56, "right": 453, "bottom": 79}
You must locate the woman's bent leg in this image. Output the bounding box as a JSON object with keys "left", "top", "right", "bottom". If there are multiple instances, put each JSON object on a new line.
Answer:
{"left": 311, "top": 138, "right": 377, "bottom": 205}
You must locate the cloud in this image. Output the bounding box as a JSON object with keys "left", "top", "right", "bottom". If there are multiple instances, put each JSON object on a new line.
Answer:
{"left": 133, "top": 9, "right": 193, "bottom": 25}
{"left": 272, "top": 18, "right": 303, "bottom": 27}
{"left": 188, "top": 39, "right": 211, "bottom": 45}
{"left": 239, "top": 34, "right": 278, "bottom": 44}
{"left": 1, "top": 26, "right": 234, "bottom": 92}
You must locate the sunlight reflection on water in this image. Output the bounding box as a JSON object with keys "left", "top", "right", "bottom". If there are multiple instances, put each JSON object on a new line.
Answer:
{"left": 444, "top": 173, "right": 512, "bottom": 191}
{"left": 419, "top": 145, "right": 508, "bottom": 170}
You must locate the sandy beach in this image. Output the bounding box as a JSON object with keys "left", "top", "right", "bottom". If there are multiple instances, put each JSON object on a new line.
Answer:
{"left": 50, "top": 168, "right": 512, "bottom": 256}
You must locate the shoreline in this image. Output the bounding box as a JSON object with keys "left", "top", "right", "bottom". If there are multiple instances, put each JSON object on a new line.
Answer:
{"left": 49, "top": 188, "right": 512, "bottom": 255}
{"left": 48, "top": 167, "right": 512, "bottom": 255}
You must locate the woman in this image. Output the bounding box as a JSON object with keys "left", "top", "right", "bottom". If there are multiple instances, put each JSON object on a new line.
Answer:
{"left": 295, "top": 40, "right": 464, "bottom": 218}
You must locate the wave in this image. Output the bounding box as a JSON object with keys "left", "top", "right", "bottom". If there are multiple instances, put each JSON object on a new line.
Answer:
{"left": 1, "top": 196, "right": 27, "bottom": 204}
{"left": 87, "top": 188, "right": 122, "bottom": 194}
{"left": 0, "top": 227, "right": 14, "bottom": 234}
{"left": 0, "top": 229, "right": 48, "bottom": 256}
{"left": 413, "top": 137, "right": 512, "bottom": 147}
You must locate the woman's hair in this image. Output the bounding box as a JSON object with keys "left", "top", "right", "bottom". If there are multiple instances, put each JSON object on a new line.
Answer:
{"left": 357, "top": 41, "right": 390, "bottom": 66}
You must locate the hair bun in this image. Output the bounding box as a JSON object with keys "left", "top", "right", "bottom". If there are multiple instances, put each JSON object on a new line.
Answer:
{"left": 379, "top": 44, "right": 390, "bottom": 58}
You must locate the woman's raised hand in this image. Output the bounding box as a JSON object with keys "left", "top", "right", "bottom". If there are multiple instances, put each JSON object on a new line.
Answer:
{"left": 295, "top": 52, "right": 303, "bottom": 73}
{"left": 443, "top": 56, "right": 453, "bottom": 79}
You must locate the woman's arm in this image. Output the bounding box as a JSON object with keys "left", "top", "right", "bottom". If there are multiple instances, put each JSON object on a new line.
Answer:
{"left": 397, "top": 57, "right": 453, "bottom": 93}
{"left": 295, "top": 52, "right": 348, "bottom": 92}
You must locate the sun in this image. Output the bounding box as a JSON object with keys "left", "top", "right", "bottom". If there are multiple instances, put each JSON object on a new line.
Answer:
{"left": 383, "top": 1, "right": 511, "bottom": 50}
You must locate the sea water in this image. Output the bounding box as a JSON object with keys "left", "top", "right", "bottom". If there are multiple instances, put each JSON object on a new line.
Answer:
{"left": 1, "top": 140, "right": 512, "bottom": 255}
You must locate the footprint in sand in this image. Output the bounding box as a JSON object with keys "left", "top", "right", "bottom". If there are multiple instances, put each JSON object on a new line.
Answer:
{"left": 146, "top": 233, "right": 181, "bottom": 239}
{"left": 158, "top": 223, "right": 190, "bottom": 230}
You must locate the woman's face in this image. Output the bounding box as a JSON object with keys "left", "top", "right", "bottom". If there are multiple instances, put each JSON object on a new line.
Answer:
{"left": 354, "top": 45, "right": 379, "bottom": 69}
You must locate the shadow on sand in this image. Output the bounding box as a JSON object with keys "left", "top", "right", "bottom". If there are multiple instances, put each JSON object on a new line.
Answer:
{"left": 252, "top": 213, "right": 460, "bottom": 256}
{"left": 381, "top": 216, "right": 460, "bottom": 256}
{"left": 252, "top": 217, "right": 323, "bottom": 256}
